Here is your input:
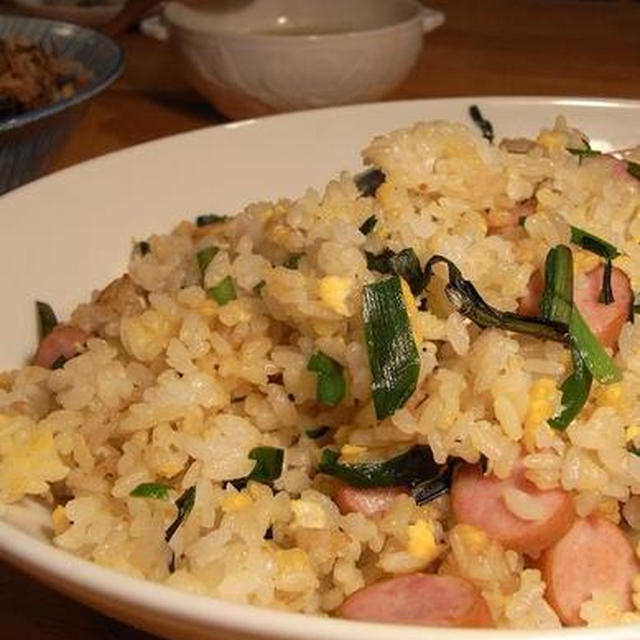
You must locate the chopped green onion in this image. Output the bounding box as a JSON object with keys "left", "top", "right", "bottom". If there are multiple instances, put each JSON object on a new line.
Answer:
{"left": 165, "top": 486, "right": 196, "bottom": 542}
{"left": 36, "top": 301, "right": 58, "bottom": 339}
{"left": 569, "top": 225, "right": 619, "bottom": 260}
{"left": 548, "top": 344, "right": 593, "bottom": 430}
{"left": 51, "top": 355, "right": 66, "bottom": 370}
{"left": 247, "top": 447, "right": 284, "bottom": 484}
{"left": 628, "top": 161, "right": 640, "bottom": 180}
{"left": 319, "top": 445, "right": 443, "bottom": 488}
{"left": 540, "top": 245, "right": 573, "bottom": 325}
{"left": 569, "top": 308, "right": 622, "bottom": 384}
{"left": 538, "top": 245, "right": 591, "bottom": 430}
{"left": 196, "top": 246, "right": 219, "bottom": 274}
{"left": 366, "top": 248, "right": 427, "bottom": 296}
{"left": 468, "top": 105, "right": 494, "bottom": 144}
{"left": 355, "top": 168, "right": 385, "bottom": 198}
{"left": 283, "top": 253, "right": 303, "bottom": 270}
{"left": 195, "top": 213, "right": 229, "bottom": 227}
{"left": 424, "top": 256, "right": 569, "bottom": 343}
{"left": 598, "top": 259, "right": 615, "bottom": 305}
{"left": 130, "top": 482, "right": 171, "bottom": 500}
{"left": 228, "top": 446, "right": 285, "bottom": 489}
{"left": 567, "top": 147, "right": 601, "bottom": 160}
{"left": 363, "top": 276, "right": 420, "bottom": 419}
{"left": 305, "top": 426, "right": 330, "bottom": 439}
{"left": 307, "top": 351, "right": 346, "bottom": 407}
{"left": 359, "top": 215, "right": 378, "bottom": 235}
{"left": 207, "top": 276, "right": 237, "bottom": 306}
{"left": 135, "top": 241, "right": 150, "bottom": 256}
{"left": 411, "top": 462, "right": 457, "bottom": 506}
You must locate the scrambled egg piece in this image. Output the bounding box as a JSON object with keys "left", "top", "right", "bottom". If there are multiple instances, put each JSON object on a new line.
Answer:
{"left": 376, "top": 182, "right": 397, "bottom": 214}
{"left": 626, "top": 425, "right": 640, "bottom": 442}
{"left": 290, "top": 499, "right": 326, "bottom": 529}
{"left": 0, "top": 422, "right": 69, "bottom": 503}
{"left": 221, "top": 492, "right": 253, "bottom": 514}
{"left": 456, "top": 523, "right": 489, "bottom": 553}
{"left": 406, "top": 519, "right": 443, "bottom": 563}
{"left": 594, "top": 382, "right": 624, "bottom": 409}
{"left": 400, "top": 277, "right": 423, "bottom": 344}
{"left": 523, "top": 378, "right": 557, "bottom": 450}
{"left": 158, "top": 461, "right": 185, "bottom": 479}
{"left": 318, "top": 276, "right": 351, "bottom": 316}
{"left": 275, "top": 548, "right": 312, "bottom": 572}
{"left": 51, "top": 505, "right": 69, "bottom": 535}
{"left": 536, "top": 130, "right": 567, "bottom": 156}
{"left": 340, "top": 444, "right": 368, "bottom": 459}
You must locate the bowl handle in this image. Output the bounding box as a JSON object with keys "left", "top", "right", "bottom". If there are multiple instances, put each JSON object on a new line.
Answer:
{"left": 421, "top": 7, "right": 445, "bottom": 33}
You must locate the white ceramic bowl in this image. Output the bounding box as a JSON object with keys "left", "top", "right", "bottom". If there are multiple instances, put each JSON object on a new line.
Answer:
{"left": 162, "top": 0, "right": 444, "bottom": 119}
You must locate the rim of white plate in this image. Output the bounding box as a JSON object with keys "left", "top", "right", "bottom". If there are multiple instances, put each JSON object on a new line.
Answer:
{"left": 1, "top": 96, "right": 640, "bottom": 640}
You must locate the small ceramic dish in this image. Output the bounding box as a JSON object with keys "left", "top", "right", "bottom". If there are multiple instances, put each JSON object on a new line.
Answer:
{"left": 0, "top": 15, "right": 124, "bottom": 194}
{"left": 161, "top": 0, "right": 445, "bottom": 119}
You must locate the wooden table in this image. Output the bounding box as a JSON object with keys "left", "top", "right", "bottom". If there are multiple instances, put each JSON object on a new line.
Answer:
{"left": 3, "top": 0, "right": 640, "bottom": 638}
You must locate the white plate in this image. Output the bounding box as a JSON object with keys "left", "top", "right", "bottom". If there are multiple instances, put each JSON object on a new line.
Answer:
{"left": 1, "top": 97, "right": 640, "bottom": 640}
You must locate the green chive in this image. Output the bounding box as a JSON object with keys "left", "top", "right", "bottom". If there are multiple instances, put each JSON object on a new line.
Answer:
{"left": 363, "top": 276, "right": 420, "bottom": 419}
{"left": 567, "top": 147, "right": 601, "bottom": 160}
{"left": 468, "top": 105, "right": 494, "bottom": 144}
{"left": 319, "top": 445, "right": 442, "bottom": 488}
{"left": 135, "top": 241, "right": 150, "bottom": 256}
{"left": 548, "top": 344, "right": 593, "bottom": 430}
{"left": 359, "top": 215, "right": 377, "bottom": 235}
{"left": 305, "top": 426, "right": 330, "bottom": 439}
{"left": 36, "top": 301, "right": 58, "bottom": 340}
{"left": 424, "top": 256, "right": 569, "bottom": 344}
{"left": 538, "top": 245, "right": 591, "bottom": 430}
{"left": 283, "top": 253, "right": 303, "bottom": 270}
{"left": 207, "top": 276, "right": 237, "bottom": 306}
{"left": 130, "top": 482, "right": 171, "bottom": 500}
{"left": 570, "top": 225, "right": 620, "bottom": 260}
{"left": 569, "top": 308, "right": 622, "bottom": 384}
{"left": 598, "top": 258, "right": 615, "bottom": 305}
{"left": 165, "top": 486, "right": 196, "bottom": 542}
{"left": 355, "top": 168, "right": 385, "bottom": 198}
{"left": 197, "top": 246, "right": 219, "bottom": 274}
{"left": 247, "top": 447, "right": 284, "bottom": 484}
{"left": 307, "top": 351, "right": 346, "bottom": 407}
{"left": 366, "top": 248, "right": 427, "bottom": 296}
{"left": 195, "top": 213, "right": 229, "bottom": 227}
{"left": 51, "top": 355, "right": 66, "bottom": 370}
{"left": 540, "top": 245, "right": 573, "bottom": 325}
{"left": 228, "top": 446, "right": 285, "bottom": 489}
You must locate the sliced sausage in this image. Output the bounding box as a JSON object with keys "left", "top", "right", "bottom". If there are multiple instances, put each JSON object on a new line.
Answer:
{"left": 33, "top": 325, "right": 88, "bottom": 369}
{"left": 333, "top": 482, "right": 406, "bottom": 516}
{"left": 573, "top": 264, "right": 632, "bottom": 351}
{"left": 451, "top": 461, "right": 574, "bottom": 555}
{"left": 517, "top": 264, "right": 632, "bottom": 350}
{"left": 339, "top": 573, "right": 493, "bottom": 627}
{"left": 540, "top": 516, "right": 637, "bottom": 626}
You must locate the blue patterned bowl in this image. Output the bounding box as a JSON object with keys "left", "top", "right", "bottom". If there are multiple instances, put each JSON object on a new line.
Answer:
{"left": 0, "top": 15, "right": 124, "bottom": 194}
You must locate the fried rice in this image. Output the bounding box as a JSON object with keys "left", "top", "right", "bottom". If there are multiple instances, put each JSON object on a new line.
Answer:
{"left": 1, "top": 115, "right": 640, "bottom": 629}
